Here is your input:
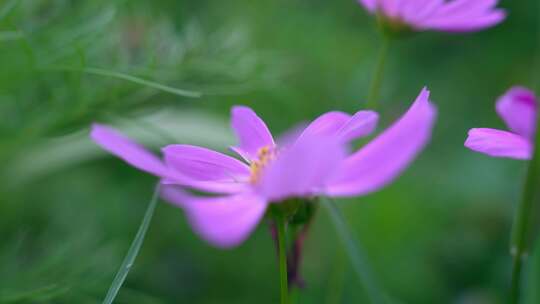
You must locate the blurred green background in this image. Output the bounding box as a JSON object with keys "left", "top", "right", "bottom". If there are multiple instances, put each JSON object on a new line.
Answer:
{"left": 1, "top": 0, "right": 540, "bottom": 303}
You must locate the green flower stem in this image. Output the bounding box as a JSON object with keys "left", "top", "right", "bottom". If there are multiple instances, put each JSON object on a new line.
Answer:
{"left": 102, "top": 184, "right": 160, "bottom": 304}
{"left": 509, "top": 111, "right": 540, "bottom": 304}
{"left": 276, "top": 215, "right": 290, "bottom": 304}
{"left": 366, "top": 35, "right": 391, "bottom": 110}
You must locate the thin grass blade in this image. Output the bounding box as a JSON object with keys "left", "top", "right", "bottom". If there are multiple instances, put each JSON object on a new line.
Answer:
{"left": 44, "top": 66, "right": 202, "bottom": 98}
{"left": 102, "top": 184, "right": 160, "bottom": 304}
{"left": 322, "top": 197, "right": 385, "bottom": 304}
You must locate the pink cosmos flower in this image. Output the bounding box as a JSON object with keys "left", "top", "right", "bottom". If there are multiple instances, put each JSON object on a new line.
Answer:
{"left": 91, "top": 88, "right": 437, "bottom": 248}
{"left": 358, "top": 0, "right": 506, "bottom": 33}
{"left": 465, "top": 87, "right": 537, "bottom": 160}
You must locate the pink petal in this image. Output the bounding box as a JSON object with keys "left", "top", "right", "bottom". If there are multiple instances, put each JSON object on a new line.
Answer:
{"left": 418, "top": 0, "right": 504, "bottom": 32}
{"left": 162, "top": 145, "right": 251, "bottom": 194}
{"left": 379, "top": 0, "right": 402, "bottom": 18}
{"left": 298, "top": 110, "right": 378, "bottom": 143}
{"left": 325, "top": 87, "right": 437, "bottom": 197}
{"left": 161, "top": 186, "right": 268, "bottom": 248}
{"left": 431, "top": 0, "right": 499, "bottom": 18}
{"left": 465, "top": 128, "right": 532, "bottom": 160}
{"left": 336, "top": 111, "right": 379, "bottom": 142}
{"left": 230, "top": 106, "right": 275, "bottom": 161}
{"left": 276, "top": 122, "right": 309, "bottom": 147}
{"left": 496, "top": 86, "right": 537, "bottom": 140}
{"left": 90, "top": 124, "right": 168, "bottom": 177}
{"left": 401, "top": 0, "right": 444, "bottom": 24}
{"left": 357, "top": 0, "right": 377, "bottom": 13}
{"left": 420, "top": 10, "right": 505, "bottom": 32}
{"left": 258, "top": 135, "right": 347, "bottom": 202}
{"left": 298, "top": 111, "right": 351, "bottom": 140}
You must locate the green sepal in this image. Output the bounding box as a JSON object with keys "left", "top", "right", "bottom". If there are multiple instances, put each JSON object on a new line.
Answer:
{"left": 266, "top": 197, "right": 317, "bottom": 226}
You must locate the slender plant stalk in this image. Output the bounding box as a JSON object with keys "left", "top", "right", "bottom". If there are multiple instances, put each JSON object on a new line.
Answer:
{"left": 509, "top": 106, "right": 540, "bottom": 304}
{"left": 323, "top": 198, "right": 384, "bottom": 304}
{"left": 533, "top": 249, "right": 540, "bottom": 302}
{"left": 510, "top": 246, "right": 525, "bottom": 304}
{"left": 276, "top": 215, "right": 290, "bottom": 304}
{"left": 102, "top": 184, "right": 160, "bottom": 304}
{"left": 366, "top": 35, "right": 391, "bottom": 110}
{"left": 509, "top": 3, "right": 540, "bottom": 302}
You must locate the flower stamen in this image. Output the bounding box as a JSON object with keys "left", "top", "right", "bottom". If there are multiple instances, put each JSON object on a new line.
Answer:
{"left": 249, "top": 146, "right": 277, "bottom": 184}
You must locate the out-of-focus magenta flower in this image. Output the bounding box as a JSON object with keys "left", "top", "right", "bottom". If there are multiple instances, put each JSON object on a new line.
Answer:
{"left": 91, "top": 88, "right": 436, "bottom": 248}
{"left": 358, "top": 0, "right": 506, "bottom": 33}
{"left": 465, "top": 87, "right": 537, "bottom": 160}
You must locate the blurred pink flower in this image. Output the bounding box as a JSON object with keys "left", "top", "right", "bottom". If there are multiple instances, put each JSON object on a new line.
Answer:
{"left": 91, "top": 88, "right": 436, "bottom": 248}
{"left": 358, "top": 0, "right": 506, "bottom": 33}
{"left": 465, "top": 87, "right": 536, "bottom": 160}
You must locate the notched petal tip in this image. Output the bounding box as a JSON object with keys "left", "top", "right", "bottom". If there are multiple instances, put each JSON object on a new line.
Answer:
{"left": 325, "top": 87, "right": 437, "bottom": 197}
{"left": 418, "top": 86, "right": 431, "bottom": 104}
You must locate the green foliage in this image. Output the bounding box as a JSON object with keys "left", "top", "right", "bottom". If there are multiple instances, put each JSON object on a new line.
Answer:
{"left": 1, "top": 0, "right": 539, "bottom": 303}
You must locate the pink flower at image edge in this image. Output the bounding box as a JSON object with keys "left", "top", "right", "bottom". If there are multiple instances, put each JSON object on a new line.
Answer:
{"left": 91, "top": 88, "right": 437, "bottom": 248}
{"left": 358, "top": 0, "right": 506, "bottom": 33}
{"left": 465, "top": 87, "right": 537, "bottom": 160}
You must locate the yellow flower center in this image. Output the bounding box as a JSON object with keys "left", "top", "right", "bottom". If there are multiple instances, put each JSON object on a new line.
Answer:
{"left": 249, "top": 146, "right": 277, "bottom": 184}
